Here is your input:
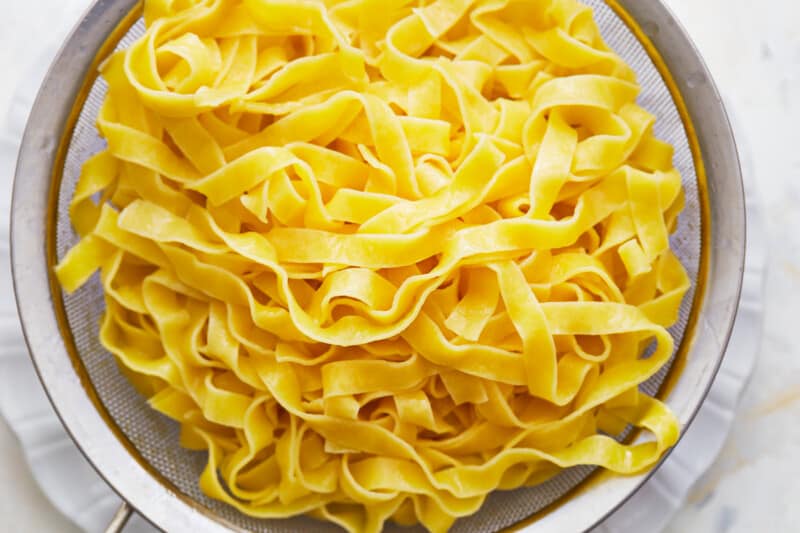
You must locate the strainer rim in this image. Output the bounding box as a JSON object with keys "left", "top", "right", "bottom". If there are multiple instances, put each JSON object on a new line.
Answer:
{"left": 11, "top": 0, "right": 745, "bottom": 531}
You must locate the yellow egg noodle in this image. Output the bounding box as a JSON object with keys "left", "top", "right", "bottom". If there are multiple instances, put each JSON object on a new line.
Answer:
{"left": 56, "top": 0, "right": 691, "bottom": 530}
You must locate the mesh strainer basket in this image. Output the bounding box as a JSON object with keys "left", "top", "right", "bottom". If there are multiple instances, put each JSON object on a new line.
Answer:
{"left": 11, "top": 0, "right": 745, "bottom": 531}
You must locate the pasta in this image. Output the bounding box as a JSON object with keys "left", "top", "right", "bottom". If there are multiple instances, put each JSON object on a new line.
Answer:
{"left": 55, "top": 0, "right": 691, "bottom": 530}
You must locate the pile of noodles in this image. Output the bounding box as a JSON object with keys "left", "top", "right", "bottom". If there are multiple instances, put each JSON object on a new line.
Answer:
{"left": 57, "top": 0, "right": 690, "bottom": 531}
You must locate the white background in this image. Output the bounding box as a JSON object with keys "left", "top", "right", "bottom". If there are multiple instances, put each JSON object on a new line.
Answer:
{"left": 1, "top": 1, "right": 799, "bottom": 532}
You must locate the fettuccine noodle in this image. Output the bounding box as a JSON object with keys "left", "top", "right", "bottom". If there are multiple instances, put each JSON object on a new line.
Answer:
{"left": 56, "top": 0, "right": 690, "bottom": 530}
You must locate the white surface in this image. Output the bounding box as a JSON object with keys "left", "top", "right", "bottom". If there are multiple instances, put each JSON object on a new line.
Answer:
{"left": 662, "top": 2, "right": 800, "bottom": 532}
{"left": 0, "top": 1, "right": 795, "bottom": 532}
{"left": 1, "top": 4, "right": 94, "bottom": 532}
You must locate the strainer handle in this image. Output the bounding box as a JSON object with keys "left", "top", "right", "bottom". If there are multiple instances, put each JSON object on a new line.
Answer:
{"left": 105, "top": 502, "right": 133, "bottom": 533}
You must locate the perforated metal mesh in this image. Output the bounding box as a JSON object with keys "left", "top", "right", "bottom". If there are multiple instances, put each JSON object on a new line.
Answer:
{"left": 55, "top": 2, "right": 701, "bottom": 531}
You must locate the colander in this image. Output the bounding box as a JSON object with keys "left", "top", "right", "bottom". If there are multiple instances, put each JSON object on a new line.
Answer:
{"left": 10, "top": 0, "right": 745, "bottom": 532}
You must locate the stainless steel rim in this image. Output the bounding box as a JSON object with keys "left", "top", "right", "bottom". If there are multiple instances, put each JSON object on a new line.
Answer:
{"left": 10, "top": 0, "right": 745, "bottom": 532}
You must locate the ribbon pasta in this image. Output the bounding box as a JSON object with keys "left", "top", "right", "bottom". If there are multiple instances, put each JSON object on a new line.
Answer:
{"left": 56, "top": 0, "right": 690, "bottom": 531}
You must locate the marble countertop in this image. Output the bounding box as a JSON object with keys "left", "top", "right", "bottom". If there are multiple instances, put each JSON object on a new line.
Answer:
{"left": 663, "top": 1, "right": 800, "bottom": 531}
{"left": 1, "top": 1, "right": 798, "bottom": 532}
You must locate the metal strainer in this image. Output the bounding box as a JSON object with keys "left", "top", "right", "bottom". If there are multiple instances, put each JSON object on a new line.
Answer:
{"left": 11, "top": 0, "right": 745, "bottom": 531}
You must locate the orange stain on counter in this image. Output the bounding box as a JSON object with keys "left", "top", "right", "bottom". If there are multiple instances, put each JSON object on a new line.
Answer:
{"left": 746, "top": 387, "right": 800, "bottom": 419}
